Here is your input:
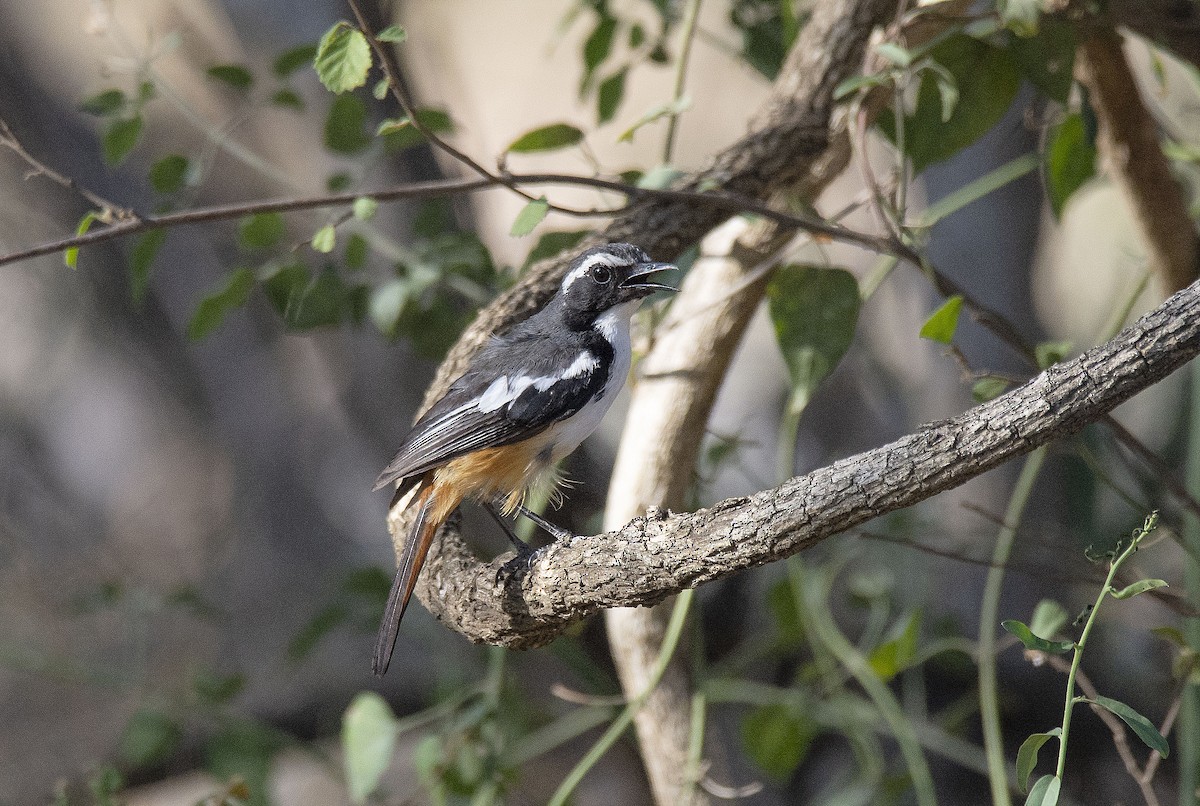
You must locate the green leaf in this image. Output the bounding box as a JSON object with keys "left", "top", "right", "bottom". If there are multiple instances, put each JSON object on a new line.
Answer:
{"left": 369, "top": 278, "right": 410, "bottom": 337}
{"left": 129, "top": 228, "right": 166, "bottom": 303}
{"left": 273, "top": 43, "right": 318, "bottom": 77}
{"left": 766, "top": 265, "right": 860, "bottom": 411}
{"left": 314, "top": 22, "right": 372, "bottom": 94}
{"left": 597, "top": 67, "right": 627, "bottom": 123}
{"left": 238, "top": 212, "right": 285, "bottom": 250}
{"left": 377, "top": 108, "right": 455, "bottom": 152}
{"left": 972, "top": 377, "right": 1009, "bottom": 402}
{"left": 919, "top": 295, "right": 963, "bottom": 343}
{"left": 1029, "top": 599, "right": 1069, "bottom": 640}
{"left": 1010, "top": 19, "right": 1076, "bottom": 103}
{"left": 876, "top": 42, "right": 914, "bottom": 67}
{"left": 288, "top": 602, "right": 349, "bottom": 661}
{"left": 189, "top": 268, "right": 255, "bottom": 340}
{"left": 149, "top": 154, "right": 189, "bottom": 193}
{"left": 618, "top": 96, "right": 691, "bottom": 143}
{"left": 66, "top": 211, "right": 98, "bottom": 268}
{"left": 372, "top": 78, "right": 389, "bottom": 100}
{"left": 868, "top": 610, "right": 922, "bottom": 681}
{"left": 834, "top": 72, "right": 890, "bottom": 100}
{"left": 260, "top": 262, "right": 309, "bottom": 315}
{"left": 510, "top": 196, "right": 550, "bottom": 237}
{"left": 311, "top": 224, "right": 337, "bottom": 254}
{"left": 741, "top": 704, "right": 815, "bottom": 780}
{"left": 352, "top": 196, "right": 378, "bottom": 221}
{"left": 206, "top": 64, "right": 253, "bottom": 91}
{"left": 999, "top": 0, "right": 1041, "bottom": 37}
{"left": 1045, "top": 112, "right": 1097, "bottom": 218}
{"left": 288, "top": 268, "right": 349, "bottom": 330}
{"left": 102, "top": 116, "right": 143, "bottom": 166}
{"left": 343, "top": 692, "right": 399, "bottom": 803}
{"left": 1090, "top": 696, "right": 1169, "bottom": 756}
{"left": 1002, "top": 619, "right": 1075, "bottom": 654}
{"left": 120, "top": 708, "right": 182, "bottom": 767}
{"left": 580, "top": 14, "right": 617, "bottom": 94}
{"left": 1110, "top": 579, "right": 1168, "bottom": 600}
{"left": 271, "top": 89, "right": 304, "bottom": 110}
{"left": 80, "top": 89, "right": 126, "bottom": 116}
{"left": 376, "top": 25, "right": 406, "bottom": 43}
{"left": 1024, "top": 773, "right": 1061, "bottom": 806}
{"left": 325, "top": 93, "right": 371, "bottom": 154}
{"left": 879, "top": 34, "right": 1020, "bottom": 173}
{"left": 345, "top": 233, "right": 368, "bottom": 269}
{"left": 1035, "top": 339, "right": 1072, "bottom": 368}
{"left": 1016, "top": 729, "right": 1061, "bottom": 792}
{"left": 637, "top": 164, "right": 684, "bottom": 190}
{"left": 192, "top": 670, "right": 246, "bottom": 705}
{"left": 522, "top": 230, "right": 590, "bottom": 271}
{"left": 507, "top": 123, "right": 585, "bottom": 153}
{"left": 204, "top": 721, "right": 285, "bottom": 806}
{"left": 1152, "top": 626, "right": 1188, "bottom": 647}
{"left": 767, "top": 578, "right": 804, "bottom": 646}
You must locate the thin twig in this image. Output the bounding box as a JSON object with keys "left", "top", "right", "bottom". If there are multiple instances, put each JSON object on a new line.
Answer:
{"left": 0, "top": 117, "right": 137, "bottom": 222}
{"left": 0, "top": 171, "right": 907, "bottom": 269}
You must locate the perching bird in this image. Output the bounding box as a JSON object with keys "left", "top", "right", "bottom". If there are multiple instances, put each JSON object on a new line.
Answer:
{"left": 371, "top": 243, "right": 677, "bottom": 675}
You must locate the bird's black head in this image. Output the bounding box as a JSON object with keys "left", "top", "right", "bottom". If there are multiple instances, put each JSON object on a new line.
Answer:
{"left": 553, "top": 243, "right": 676, "bottom": 329}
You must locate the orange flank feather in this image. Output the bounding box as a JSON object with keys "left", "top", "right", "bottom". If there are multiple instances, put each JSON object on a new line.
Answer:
{"left": 372, "top": 433, "right": 565, "bottom": 676}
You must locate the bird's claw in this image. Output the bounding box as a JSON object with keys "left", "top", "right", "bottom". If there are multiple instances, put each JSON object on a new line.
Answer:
{"left": 494, "top": 541, "right": 547, "bottom": 587}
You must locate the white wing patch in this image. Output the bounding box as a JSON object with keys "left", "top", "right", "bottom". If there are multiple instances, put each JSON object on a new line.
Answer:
{"left": 475, "top": 351, "right": 598, "bottom": 413}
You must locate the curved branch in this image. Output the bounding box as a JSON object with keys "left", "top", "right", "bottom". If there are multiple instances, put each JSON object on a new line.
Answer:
{"left": 411, "top": 278, "right": 1200, "bottom": 649}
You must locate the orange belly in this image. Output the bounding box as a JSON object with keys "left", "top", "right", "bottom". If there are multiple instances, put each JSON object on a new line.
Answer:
{"left": 428, "top": 432, "right": 563, "bottom": 522}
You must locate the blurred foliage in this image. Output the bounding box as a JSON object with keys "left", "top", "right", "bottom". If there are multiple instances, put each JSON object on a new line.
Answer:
{"left": 31, "top": 0, "right": 1200, "bottom": 803}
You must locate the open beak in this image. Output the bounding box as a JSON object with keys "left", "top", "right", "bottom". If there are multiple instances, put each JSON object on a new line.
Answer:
{"left": 620, "top": 262, "right": 678, "bottom": 295}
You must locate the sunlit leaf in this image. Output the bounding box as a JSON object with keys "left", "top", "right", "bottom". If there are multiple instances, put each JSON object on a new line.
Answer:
{"left": 1035, "top": 339, "right": 1072, "bottom": 368}
{"left": 509, "top": 196, "right": 550, "bottom": 237}
{"left": 343, "top": 692, "right": 399, "bottom": 803}
{"left": 1110, "top": 578, "right": 1168, "bottom": 600}
{"left": 238, "top": 212, "right": 285, "bottom": 250}
{"left": 868, "top": 610, "right": 921, "bottom": 681}
{"left": 352, "top": 196, "right": 378, "bottom": 221}
{"left": 919, "top": 295, "right": 962, "bottom": 344}
{"left": 1029, "top": 599, "right": 1069, "bottom": 640}
{"left": 66, "top": 211, "right": 98, "bottom": 268}
{"left": 972, "top": 377, "right": 1009, "bottom": 402}
{"left": 311, "top": 224, "right": 337, "bottom": 254}
{"left": 999, "top": 0, "right": 1041, "bottom": 36}
{"left": 314, "top": 22, "right": 371, "bottom": 93}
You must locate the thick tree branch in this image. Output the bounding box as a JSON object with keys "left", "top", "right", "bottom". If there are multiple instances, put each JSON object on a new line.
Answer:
{"left": 408, "top": 278, "right": 1200, "bottom": 649}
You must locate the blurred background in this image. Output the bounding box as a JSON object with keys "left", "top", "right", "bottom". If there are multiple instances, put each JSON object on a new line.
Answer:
{"left": 0, "top": 0, "right": 1194, "bottom": 804}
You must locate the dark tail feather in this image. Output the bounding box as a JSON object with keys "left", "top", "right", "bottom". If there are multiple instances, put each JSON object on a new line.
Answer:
{"left": 373, "top": 482, "right": 440, "bottom": 676}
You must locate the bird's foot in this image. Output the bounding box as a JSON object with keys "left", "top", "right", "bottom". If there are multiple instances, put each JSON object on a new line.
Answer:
{"left": 494, "top": 540, "right": 547, "bottom": 587}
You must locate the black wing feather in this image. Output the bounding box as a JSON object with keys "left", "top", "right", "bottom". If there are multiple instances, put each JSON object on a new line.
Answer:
{"left": 373, "top": 331, "right": 607, "bottom": 491}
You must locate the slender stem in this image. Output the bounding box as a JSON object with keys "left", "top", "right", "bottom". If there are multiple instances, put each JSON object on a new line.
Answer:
{"left": 663, "top": 0, "right": 703, "bottom": 164}
{"left": 792, "top": 558, "right": 938, "bottom": 806}
{"left": 547, "top": 589, "right": 694, "bottom": 806}
{"left": 778, "top": 391, "right": 806, "bottom": 484}
{"left": 1056, "top": 515, "right": 1156, "bottom": 779}
{"left": 680, "top": 691, "right": 708, "bottom": 802}
{"left": 978, "top": 446, "right": 1048, "bottom": 806}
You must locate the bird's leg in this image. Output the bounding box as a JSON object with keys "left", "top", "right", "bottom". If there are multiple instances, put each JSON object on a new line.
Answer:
{"left": 481, "top": 501, "right": 532, "bottom": 553}
{"left": 511, "top": 503, "right": 575, "bottom": 542}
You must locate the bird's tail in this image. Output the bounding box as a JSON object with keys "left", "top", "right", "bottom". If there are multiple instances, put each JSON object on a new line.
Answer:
{"left": 373, "top": 479, "right": 442, "bottom": 676}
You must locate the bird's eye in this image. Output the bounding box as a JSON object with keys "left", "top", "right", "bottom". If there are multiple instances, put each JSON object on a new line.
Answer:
{"left": 592, "top": 265, "right": 613, "bottom": 285}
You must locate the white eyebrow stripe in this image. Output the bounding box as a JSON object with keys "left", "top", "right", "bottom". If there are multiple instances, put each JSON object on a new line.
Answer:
{"left": 562, "top": 252, "right": 623, "bottom": 291}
